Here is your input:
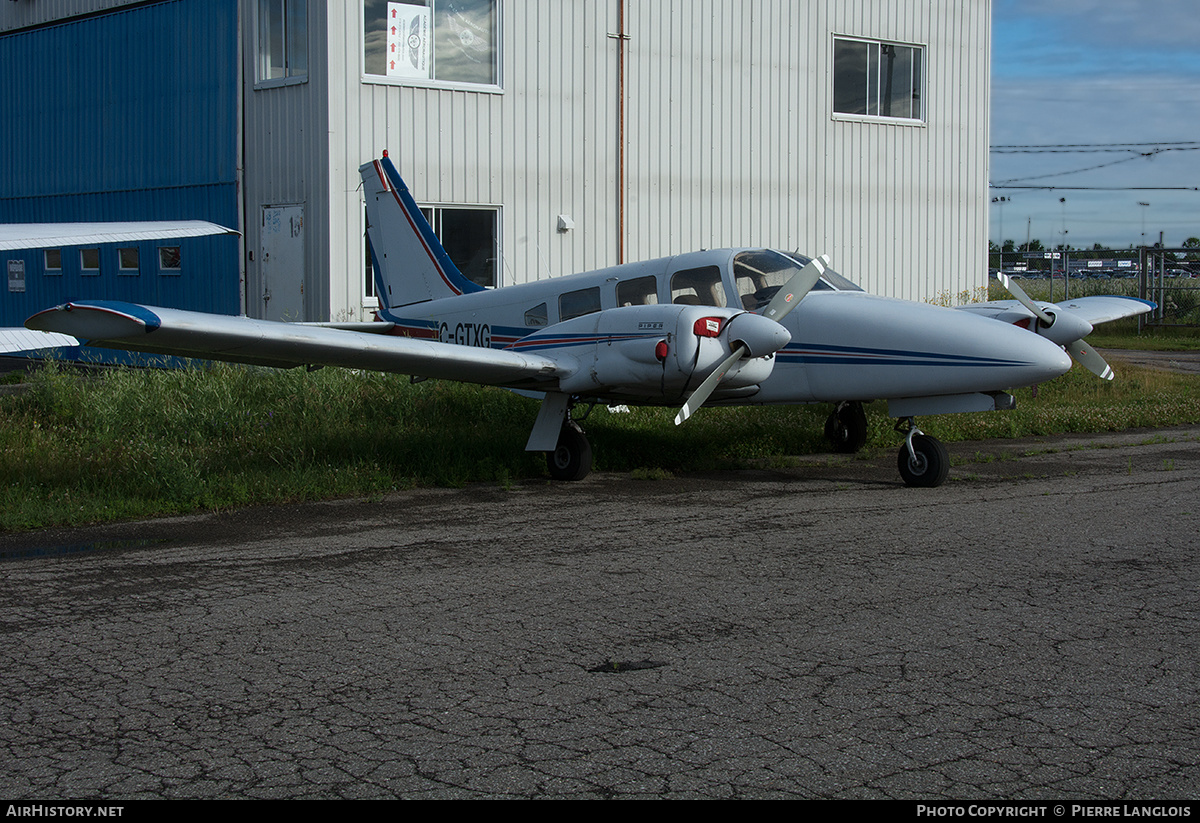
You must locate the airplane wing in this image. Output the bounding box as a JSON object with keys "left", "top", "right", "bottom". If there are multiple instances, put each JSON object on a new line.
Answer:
{"left": 1051, "top": 295, "right": 1155, "bottom": 326}
{"left": 959, "top": 295, "right": 1154, "bottom": 328}
{"left": 0, "top": 222, "right": 238, "bottom": 251}
{"left": 25, "top": 301, "right": 569, "bottom": 388}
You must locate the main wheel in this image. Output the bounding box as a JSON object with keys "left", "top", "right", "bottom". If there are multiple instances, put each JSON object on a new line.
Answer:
{"left": 897, "top": 434, "right": 949, "bottom": 488}
{"left": 824, "top": 402, "right": 868, "bottom": 453}
{"left": 546, "top": 424, "right": 593, "bottom": 481}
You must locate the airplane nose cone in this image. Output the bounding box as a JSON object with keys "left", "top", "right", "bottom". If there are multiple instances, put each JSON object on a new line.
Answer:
{"left": 726, "top": 311, "right": 792, "bottom": 358}
{"left": 995, "top": 316, "right": 1074, "bottom": 383}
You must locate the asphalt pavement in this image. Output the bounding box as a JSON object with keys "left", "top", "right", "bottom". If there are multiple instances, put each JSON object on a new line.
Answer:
{"left": 1, "top": 425, "right": 1198, "bottom": 799}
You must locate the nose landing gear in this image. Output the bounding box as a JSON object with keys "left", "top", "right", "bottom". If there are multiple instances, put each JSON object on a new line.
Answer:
{"left": 895, "top": 417, "right": 948, "bottom": 488}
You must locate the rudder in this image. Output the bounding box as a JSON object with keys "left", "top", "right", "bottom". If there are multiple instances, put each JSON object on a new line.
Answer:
{"left": 360, "top": 154, "right": 484, "bottom": 309}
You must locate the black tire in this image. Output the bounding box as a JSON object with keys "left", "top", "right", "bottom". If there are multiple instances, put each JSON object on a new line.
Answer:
{"left": 824, "top": 402, "right": 868, "bottom": 454}
{"left": 897, "top": 434, "right": 949, "bottom": 488}
{"left": 546, "top": 424, "right": 593, "bottom": 481}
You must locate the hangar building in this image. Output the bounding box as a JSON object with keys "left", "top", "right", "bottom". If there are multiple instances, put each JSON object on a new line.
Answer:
{"left": 0, "top": 0, "right": 991, "bottom": 326}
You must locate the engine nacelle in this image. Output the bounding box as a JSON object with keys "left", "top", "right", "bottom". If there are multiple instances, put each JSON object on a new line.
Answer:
{"left": 516, "top": 304, "right": 782, "bottom": 400}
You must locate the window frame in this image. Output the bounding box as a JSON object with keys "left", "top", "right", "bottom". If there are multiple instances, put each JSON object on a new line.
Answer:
{"left": 44, "top": 249, "right": 62, "bottom": 275}
{"left": 255, "top": 0, "right": 309, "bottom": 89}
{"left": 832, "top": 35, "right": 925, "bottom": 125}
{"left": 80, "top": 248, "right": 100, "bottom": 276}
{"left": 118, "top": 247, "right": 140, "bottom": 276}
{"left": 158, "top": 246, "right": 182, "bottom": 275}
{"left": 361, "top": 0, "right": 503, "bottom": 93}
{"left": 419, "top": 204, "right": 501, "bottom": 289}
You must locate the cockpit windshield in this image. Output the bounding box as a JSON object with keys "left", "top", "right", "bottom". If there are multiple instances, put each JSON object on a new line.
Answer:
{"left": 733, "top": 250, "right": 863, "bottom": 310}
{"left": 782, "top": 252, "right": 864, "bottom": 292}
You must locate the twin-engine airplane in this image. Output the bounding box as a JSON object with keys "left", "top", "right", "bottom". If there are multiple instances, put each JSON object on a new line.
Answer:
{"left": 26, "top": 154, "right": 1145, "bottom": 487}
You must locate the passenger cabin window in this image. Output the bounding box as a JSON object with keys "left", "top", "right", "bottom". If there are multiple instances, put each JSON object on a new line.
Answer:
{"left": 559, "top": 287, "right": 601, "bottom": 321}
{"left": 617, "top": 275, "right": 658, "bottom": 306}
{"left": 524, "top": 302, "right": 548, "bottom": 327}
{"left": 670, "top": 266, "right": 725, "bottom": 307}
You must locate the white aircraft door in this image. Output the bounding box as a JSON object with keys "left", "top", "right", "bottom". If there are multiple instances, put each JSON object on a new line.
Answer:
{"left": 260, "top": 205, "right": 305, "bottom": 321}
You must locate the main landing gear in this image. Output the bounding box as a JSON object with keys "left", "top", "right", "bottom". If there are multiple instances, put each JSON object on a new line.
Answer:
{"left": 546, "top": 420, "right": 593, "bottom": 481}
{"left": 895, "top": 417, "right": 948, "bottom": 488}
{"left": 823, "top": 401, "right": 868, "bottom": 453}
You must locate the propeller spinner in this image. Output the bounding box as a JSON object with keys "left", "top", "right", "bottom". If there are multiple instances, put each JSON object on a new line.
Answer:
{"left": 994, "top": 272, "right": 1114, "bottom": 381}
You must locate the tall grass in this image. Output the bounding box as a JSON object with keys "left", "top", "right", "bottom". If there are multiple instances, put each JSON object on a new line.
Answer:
{"left": 2, "top": 359, "right": 1199, "bottom": 531}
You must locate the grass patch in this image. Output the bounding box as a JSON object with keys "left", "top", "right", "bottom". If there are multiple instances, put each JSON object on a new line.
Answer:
{"left": 2, "top": 358, "right": 1200, "bottom": 531}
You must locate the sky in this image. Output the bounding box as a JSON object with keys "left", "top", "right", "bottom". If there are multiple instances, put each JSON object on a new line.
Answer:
{"left": 990, "top": 0, "right": 1200, "bottom": 250}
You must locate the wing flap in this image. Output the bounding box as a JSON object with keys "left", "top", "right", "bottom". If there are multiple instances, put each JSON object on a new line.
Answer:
{"left": 26, "top": 301, "right": 568, "bottom": 387}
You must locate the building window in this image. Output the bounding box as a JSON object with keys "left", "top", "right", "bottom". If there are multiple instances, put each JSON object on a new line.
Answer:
{"left": 44, "top": 249, "right": 62, "bottom": 274}
{"left": 159, "top": 246, "right": 181, "bottom": 274}
{"left": 81, "top": 248, "right": 100, "bottom": 275}
{"left": 833, "top": 37, "right": 923, "bottom": 121}
{"left": 257, "top": 0, "right": 308, "bottom": 85}
{"left": 118, "top": 247, "right": 140, "bottom": 275}
{"left": 420, "top": 206, "right": 499, "bottom": 288}
{"left": 363, "top": 0, "right": 498, "bottom": 87}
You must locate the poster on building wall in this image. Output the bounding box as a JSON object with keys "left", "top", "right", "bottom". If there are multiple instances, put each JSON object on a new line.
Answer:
{"left": 387, "top": 2, "right": 432, "bottom": 79}
{"left": 7, "top": 260, "right": 24, "bottom": 293}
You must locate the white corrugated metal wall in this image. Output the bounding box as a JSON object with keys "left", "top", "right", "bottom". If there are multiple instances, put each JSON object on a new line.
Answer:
{"left": 320, "top": 0, "right": 991, "bottom": 319}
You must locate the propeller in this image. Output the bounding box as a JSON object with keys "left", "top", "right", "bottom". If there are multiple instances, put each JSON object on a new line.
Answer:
{"left": 675, "top": 254, "right": 830, "bottom": 424}
{"left": 994, "top": 272, "right": 1114, "bottom": 381}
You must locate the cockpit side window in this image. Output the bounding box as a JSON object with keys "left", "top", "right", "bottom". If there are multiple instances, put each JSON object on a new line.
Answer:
{"left": 617, "top": 275, "right": 659, "bottom": 306}
{"left": 734, "top": 250, "right": 805, "bottom": 310}
{"left": 670, "top": 266, "right": 726, "bottom": 307}
{"left": 560, "top": 287, "right": 601, "bottom": 321}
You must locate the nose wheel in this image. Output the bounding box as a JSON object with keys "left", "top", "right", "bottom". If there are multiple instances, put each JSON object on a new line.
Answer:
{"left": 895, "top": 418, "right": 948, "bottom": 487}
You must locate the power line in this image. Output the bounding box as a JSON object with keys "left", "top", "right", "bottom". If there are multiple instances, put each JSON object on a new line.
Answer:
{"left": 991, "top": 141, "right": 1200, "bottom": 152}
{"left": 991, "top": 185, "right": 1200, "bottom": 191}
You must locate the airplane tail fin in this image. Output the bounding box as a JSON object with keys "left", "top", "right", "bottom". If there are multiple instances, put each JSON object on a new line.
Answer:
{"left": 359, "top": 154, "right": 484, "bottom": 310}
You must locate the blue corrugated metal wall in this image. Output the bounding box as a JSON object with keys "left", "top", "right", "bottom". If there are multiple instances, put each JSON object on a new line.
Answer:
{"left": 0, "top": 0, "right": 240, "bottom": 326}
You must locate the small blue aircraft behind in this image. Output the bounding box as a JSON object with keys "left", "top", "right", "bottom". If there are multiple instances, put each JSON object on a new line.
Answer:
{"left": 28, "top": 154, "right": 1147, "bottom": 488}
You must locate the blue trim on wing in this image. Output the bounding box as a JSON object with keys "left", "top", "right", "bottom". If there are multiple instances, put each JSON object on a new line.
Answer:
{"left": 66, "top": 300, "right": 163, "bottom": 331}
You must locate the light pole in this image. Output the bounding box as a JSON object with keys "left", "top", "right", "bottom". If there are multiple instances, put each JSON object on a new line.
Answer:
{"left": 1139, "top": 202, "right": 1150, "bottom": 246}
{"left": 991, "top": 196, "right": 1010, "bottom": 270}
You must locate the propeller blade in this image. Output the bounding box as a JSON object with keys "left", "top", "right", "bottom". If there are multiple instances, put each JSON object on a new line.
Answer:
{"left": 763, "top": 254, "right": 831, "bottom": 322}
{"left": 1066, "top": 338, "right": 1115, "bottom": 381}
{"left": 995, "top": 272, "right": 1056, "bottom": 328}
{"left": 674, "top": 344, "right": 747, "bottom": 425}
{"left": 675, "top": 254, "right": 829, "bottom": 425}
